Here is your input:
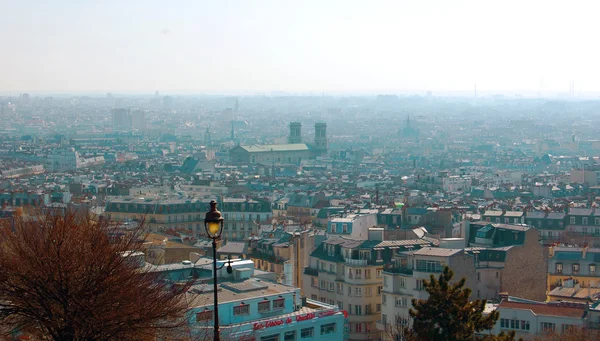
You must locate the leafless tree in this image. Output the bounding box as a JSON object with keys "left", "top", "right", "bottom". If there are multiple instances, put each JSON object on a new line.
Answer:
{"left": 0, "top": 211, "right": 191, "bottom": 341}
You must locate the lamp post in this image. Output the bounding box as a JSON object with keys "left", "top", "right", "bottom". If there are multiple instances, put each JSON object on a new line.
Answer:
{"left": 204, "top": 200, "right": 233, "bottom": 341}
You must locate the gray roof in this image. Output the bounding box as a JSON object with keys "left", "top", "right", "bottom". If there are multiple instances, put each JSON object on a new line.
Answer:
{"left": 239, "top": 144, "right": 309, "bottom": 153}
{"left": 217, "top": 242, "right": 247, "bottom": 254}
{"left": 413, "top": 247, "right": 463, "bottom": 257}
{"left": 569, "top": 208, "right": 594, "bottom": 216}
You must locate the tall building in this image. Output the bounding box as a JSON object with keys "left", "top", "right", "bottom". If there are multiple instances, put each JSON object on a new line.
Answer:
{"left": 112, "top": 108, "right": 131, "bottom": 131}
{"left": 314, "top": 122, "right": 327, "bottom": 154}
{"left": 130, "top": 110, "right": 146, "bottom": 130}
{"left": 289, "top": 122, "right": 302, "bottom": 144}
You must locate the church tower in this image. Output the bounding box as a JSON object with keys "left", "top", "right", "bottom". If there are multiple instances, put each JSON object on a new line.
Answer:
{"left": 289, "top": 122, "right": 302, "bottom": 144}
{"left": 314, "top": 122, "right": 327, "bottom": 153}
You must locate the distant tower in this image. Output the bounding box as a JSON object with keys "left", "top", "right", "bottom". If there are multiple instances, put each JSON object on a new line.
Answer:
{"left": 204, "top": 126, "right": 212, "bottom": 146}
{"left": 314, "top": 122, "right": 327, "bottom": 153}
{"left": 289, "top": 122, "right": 302, "bottom": 144}
{"left": 235, "top": 98, "right": 239, "bottom": 114}
{"left": 231, "top": 121, "right": 235, "bottom": 141}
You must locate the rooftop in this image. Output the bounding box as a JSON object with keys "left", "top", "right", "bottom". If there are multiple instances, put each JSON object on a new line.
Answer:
{"left": 186, "top": 278, "right": 298, "bottom": 307}
{"left": 413, "top": 247, "right": 463, "bottom": 257}
{"left": 239, "top": 144, "right": 309, "bottom": 153}
{"left": 499, "top": 301, "right": 585, "bottom": 318}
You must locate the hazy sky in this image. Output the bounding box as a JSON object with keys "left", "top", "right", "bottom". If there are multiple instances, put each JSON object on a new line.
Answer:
{"left": 2, "top": 0, "right": 600, "bottom": 94}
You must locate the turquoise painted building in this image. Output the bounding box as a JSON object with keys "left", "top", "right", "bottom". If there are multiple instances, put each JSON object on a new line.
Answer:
{"left": 155, "top": 258, "right": 347, "bottom": 341}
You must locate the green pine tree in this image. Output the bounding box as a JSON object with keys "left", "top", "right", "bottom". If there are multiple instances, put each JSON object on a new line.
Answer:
{"left": 408, "top": 266, "right": 512, "bottom": 341}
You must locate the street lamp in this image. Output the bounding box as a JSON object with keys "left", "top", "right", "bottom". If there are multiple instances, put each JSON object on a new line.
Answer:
{"left": 204, "top": 200, "right": 233, "bottom": 341}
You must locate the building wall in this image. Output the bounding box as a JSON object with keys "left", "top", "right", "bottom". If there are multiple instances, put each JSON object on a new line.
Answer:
{"left": 491, "top": 306, "right": 584, "bottom": 339}
{"left": 500, "top": 229, "right": 547, "bottom": 301}
{"left": 303, "top": 259, "right": 383, "bottom": 340}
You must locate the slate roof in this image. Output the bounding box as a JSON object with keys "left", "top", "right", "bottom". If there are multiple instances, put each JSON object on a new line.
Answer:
{"left": 239, "top": 144, "right": 309, "bottom": 153}
{"left": 413, "top": 247, "right": 463, "bottom": 257}
{"left": 217, "top": 242, "right": 247, "bottom": 255}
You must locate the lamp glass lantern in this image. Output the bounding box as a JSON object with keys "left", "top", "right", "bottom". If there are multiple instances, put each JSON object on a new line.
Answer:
{"left": 204, "top": 200, "right": 224, "bottom": 239}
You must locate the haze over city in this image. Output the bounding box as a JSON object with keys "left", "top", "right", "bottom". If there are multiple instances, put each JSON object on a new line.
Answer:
{"left": 3, "top": 0, "right": 600, "bottom": 96}
{"left": 5, "top": 1, "right": 600, "bottom": 341}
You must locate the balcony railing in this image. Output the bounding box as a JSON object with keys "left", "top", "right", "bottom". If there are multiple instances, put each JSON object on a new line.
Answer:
{"left": 345, "top": 258, "right": 368, "bottom": 266}
{"left": 304, "top": 267, "right": 319, "bottom": 276}
{"left": 384, "top": 267, "right": 414, "bottom": 275}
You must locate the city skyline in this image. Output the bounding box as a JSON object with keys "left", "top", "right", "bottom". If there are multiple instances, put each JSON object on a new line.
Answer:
{"left": 2, "top": 0, "right": 600, "bottom": 95}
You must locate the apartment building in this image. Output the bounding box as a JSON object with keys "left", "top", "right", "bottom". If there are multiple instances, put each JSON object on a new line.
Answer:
{"left": 547, "top": 246, "right": 600, "bottom": 291}
{"left": 491, "top": 298, "right": 586, "bottom": 339}
{"left": 379, "top": 247, "right": 477, "bottom": 336}
{"left": 248, "top": 224, "right": 315, "bottom": 291}
{"left": 465, "top": 221, "right": 546, "bottom": 301}
{"left": 302, "top": 235, "right": 432, "bottom": 341}
{"left": 103, "top": 196, "right": 271, "bottom": 240}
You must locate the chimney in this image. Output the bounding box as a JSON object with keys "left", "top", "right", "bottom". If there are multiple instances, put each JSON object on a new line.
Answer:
{"left": 499, "top": 292, "right": 509, "bottom": 302}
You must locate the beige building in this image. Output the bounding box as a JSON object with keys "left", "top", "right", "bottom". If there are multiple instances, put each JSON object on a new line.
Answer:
{"left": 302, "top": 236, "right": 433, "bottom": 341}
{"left": 143, "top": 233, "right": 203, "bottom": 265}
{"left": 379, "top": 247, "right": 477, "bottom": 337}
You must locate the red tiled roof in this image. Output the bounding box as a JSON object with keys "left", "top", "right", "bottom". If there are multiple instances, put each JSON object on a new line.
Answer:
{"left": 499, "top": 301, "right": 585, "bottom": 318}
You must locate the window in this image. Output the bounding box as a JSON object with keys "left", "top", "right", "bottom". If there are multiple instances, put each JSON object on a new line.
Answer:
{"left": 311, "top": 294, "right": 317, "bottom": 300}
{"left": 348, "top": 304, "right": 352, "bottom": 315}
{"left": 376, "top": 269, "right": 382, "bottom": 277}
{"left": 383, "top": 294, "right": 387, "bottom": 305}
{"left": 273, "top": 298, "right": 285, "bottom": 310}
{"left": 416, "top": 259, "right": 442, "bottom": 272}
{"left": 571, "top": 217, "right": 576, "bottom": 224}
{"left": 521, "top": 320, "right": 530, "bottom": 330}
{"left": 376, "top": 303, "right": 381, "bottom": 312}
{"left": 320, "top": 280, "right": 326, "bottom": 289}
{"left": 355, "top": 305, "right": 362, "bottom": 315}
{"left": 596, "top": 218, "right": 600, "bottom": 225}
{"left": 384, "top": 276, "right": 388, "bottom": 287}
{"left": 311, "top": 277, "right": 318, "bottom": 288}
{"left": 366, "top": 287, "right": 372, "bottom": 296}
{"left": 321, "top": 323, "right": 335, "bottom": 335}
{"left": 342, "top": 224, "right": 348, "bottom": 233}
{"left": 562, "top": 324, "right": 575, "bottom": 333}
{"left": 330, "top": 223, "right": 336, "bottom": 232}
{"left": 355, "top": 323, "right": 362, "bottom": 333}
{"left": 300, "top": 327, "right": 314, "bottom": 338}
{"left": 328, "top": 282, "right": 335, "bottom": 292}
{"left": 337, "top": 283, "right": 344, "bottom": 293}
{"left": 329, "top": 264, "right": 335, "bottom": 273}
{"left": 348, "top": 286, "right": 352, "bottom": 296}
{"left": 337, "top": 301, "right": 343, "bottom": 310}
{"left": 378, "top": 285, "right": 383, "bottom": 295}
{"left": 477, "top": 272, "right": 480, "bottom": 281}
{"left": 541, "top": 322, "right": 555, "bottom": 332}
{"left": 233, "top": 304, "right": 249, "bottom": 315}
{"left": 591, "top": 264, "right": 597, "bottom": 276}
{"left": 395, "top": 296, "right": 408, "bottom": 307}
{"left": 284, "top": 331, "right": 296, "bottom": 341}
{"left": 500, "top": 319, "right": 506, "bottom": 328}
{"left": 258, "top": 300, "right": 270, "bottom": 312}
{"left": 399, "top": 277, "right": 406, "bottom": 288}
{"left": 416, "top": 280, "right": 425, "bottom": 290}
{"left": 261, "top": 334, "right": 279, "bottom": 341}
{"left": 355, "top": 287, "right": 362, "bottom": 296}
{"left": 355, "top": 269, "right": 362, "bottom": 279}
{"left": 583, "top": 217, "right": 589, "bottom": 225}
{"left": 573, "top": 263, "right": 580, "bottom": 274}
{"left": 556, "top": 263, "right": 563, "bottom": 274}
{"left": 195, "top": 310, "right": 212, "bottom": 322}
